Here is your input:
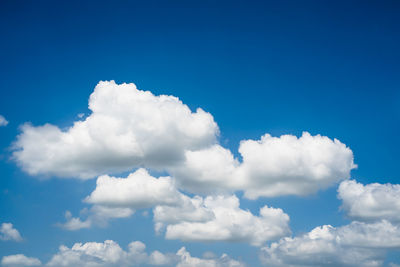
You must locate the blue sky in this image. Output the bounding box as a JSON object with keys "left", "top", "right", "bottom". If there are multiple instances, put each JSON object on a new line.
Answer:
{"left": 0, "top": 1, "right": 400, "bottom": 266}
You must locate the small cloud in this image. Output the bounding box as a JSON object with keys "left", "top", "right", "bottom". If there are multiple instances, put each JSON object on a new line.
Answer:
{"left": 77, "top": 113, "right": 85, "bottom": 119}
{"left": 0, "top": 223, "right": 22, "bottom": 242}
{"left": 0, "top": 115, "right": 8, "bottom": 127}
{"left": 1, "top": 254, "right": 41, "bottom": 266}
{"left": 57, "top": 211, "right": 91, "bottom": 231}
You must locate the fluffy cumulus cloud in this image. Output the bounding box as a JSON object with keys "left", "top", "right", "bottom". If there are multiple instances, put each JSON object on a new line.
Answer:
{"left": 0, "top": 115, "right": 8, "bottom": 127}
{"left": 260, "top": 220, "right": 400, "bottom": 267}
{"left": 60, "top": 168, "right": 289, "bottom": 245}
{"left": 1, "top": 254, "right": 41, "bottom": 266}
{"left": 59, "top": 168, "right": 182, "bottom": 231}
{"left": 338, "top": 180, "right": 400, "bottom": 223}
{"left": 236, "top": 133, "right": 355, "bottom": 198}
{"left": 85, "top": 168, "right": 181, "bottom": 208}
{"left": 11, "top": 80, "right": 356, "bottom": 200}
{"left": 12, "top": 81, "right": 219, "bottom": 179}
{"left": 44, "top": 239, "right": 243, "bottom": 267}
{"left": 156, "top": 195, "right": 290, "bottom": 246}
{"left": 47, "top": 240, "right": 149, "bottom": 267}
{"left": 74, "top": 169, "right": 290, "bottom": 245}
{"left": 0, "top": 223, "right": 22, "bottom": 242}
{"left": 168, "top": 145, "right": 240, "bottom": 194}
{"left": 170, "top": 132, "right": 355, "bottom": 198}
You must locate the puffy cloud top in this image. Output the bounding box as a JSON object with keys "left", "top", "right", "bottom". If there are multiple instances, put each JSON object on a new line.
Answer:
{"left": 81, "top": 170, "right": 290, "bottom": 246}
{"left": 158, "top": 195, "right": 291, "bottom": 246}
{"left": 338, "top": 180, "right": 400, "bottom": 223}
{"left": 170, "top": 132, "right": 356, "bottom": 198}
{"left": 13, "top": 81, "right": 218, "bottom": 179}
{"left": 85, "top": 168, "right": 181, "bottom": 208}
{"left": 45, "top": 239, "right": 243, "bottom": 267}
{"left": 237, "top": 132, "right": 356, "bottom": 198}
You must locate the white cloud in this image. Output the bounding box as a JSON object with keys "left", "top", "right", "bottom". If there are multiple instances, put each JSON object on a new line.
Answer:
{"left": 168, "top": 145, "right": 240, "bottom": 195}
{"left": 176, "top": 247, "right": 245, "bottom": 267}
{"left": 47, "top": 240, "right": 136, "bottom": 266}
{"left": 170, "top": 132, "right": 355, "bottom": 198}
{"left": 157, "top": 195, "right": 290, "bottom": 246}
{"left": 13, "top": 81, "right": 218, "bottom": 179}
{"left": 0, "top": 115, "right": 8, "bottom": 127}
{"left": 58, "top": 211, "right": 92, "bottom": 231}
{"left": 153, "top": 194, "right": 215, "bottom": 228}
{"left": 85, "top": 168, "right": 181, "bottom": 208}
{"left": 61, "top": 169, "right": 211, "bottom": 231}
{"left": 63, "top": 170, "right": 289, "bottom": 246}
{"left": 338, "top": 180, "right": 400, "bottom": 223}
{"left": 260, "top": 220, "right": 400, "bottom": 267}
{"left": 1, "top": 254, "right": 41, "bottom": 266}
{"left": 237, "top": 132, "right": 355, "bottom": 198}
{"left": 11, "top": 81, "right": 355, "bottom": 199}
{"left": 45, "top": 239, "right": 242, "bottom": 267}
{"left": 86, "top": 169, "right": 215, "bottom": 227}
{"left": 0, "top": 223, "right": 22, "bottom": 242}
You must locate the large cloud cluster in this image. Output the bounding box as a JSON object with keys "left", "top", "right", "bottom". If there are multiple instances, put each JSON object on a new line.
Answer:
{"left": 260, "top": 220, "right": 400, "bottom": 267}
{"left": 170, "top": 133, "right": 355, "bottom": 198}
{"left": 14, "top": 81, "right": 395, "bottom": 265}
{"left": 62, "top": 169, "right": 290, "bottom": 246}
{"left": 12, "top": 81, "right": 355, "bottom": 199}
{"left": 2, "top": 240, "right": 244, "bottom": 267}
{"left": 259, "top": 179, "right": 400, "bottom": 267}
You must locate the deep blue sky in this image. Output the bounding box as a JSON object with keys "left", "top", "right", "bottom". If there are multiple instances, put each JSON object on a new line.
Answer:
{"left": 0, "top": 1, "right": 399, "bottom": 266}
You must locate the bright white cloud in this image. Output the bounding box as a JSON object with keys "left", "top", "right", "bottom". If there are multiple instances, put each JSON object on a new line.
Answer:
{"left": 61, "top": 169, "right": 211, "bottom": 231}
{"left": 1, "top": 254, "right": 41, "bottom": 266}
{"left": 0, "top": 223, "right": 22, "bottom": 242}
{"left": 237, "top": 132, "right": 355, "bottom": 198}
{"left": 0, "top": 115, "right": 8, "bottom": 127}
{"left": 338, "top": 180, "right": 400, "bottom": 223}
{"left": 45, "top": 239, "right": 242, "bottom": 267}
{"left": 260, "top": 220, "right": 400, "bottom": 267}
{"left": 170, "top": 132, "right": 355, "bottom": 198}
{"left": 85, "top": 168, "right": 181, "bottom": 208}
{"left": 64, "top": 170, "right": 289, "bottom": 246}
{"left": 13, "top": 81, "right": 218, "bottom": 179}
{"left": 169, "top": 145, "right": 240, "bottom": 194}
{"left": 47, "top": 240, "right": 141, "bottom": 266}
{"left": 12, "top": 80, "right": 355, "bottom": 200}
{"left": 157, "top": 195, "right": 290, "bottom": 246}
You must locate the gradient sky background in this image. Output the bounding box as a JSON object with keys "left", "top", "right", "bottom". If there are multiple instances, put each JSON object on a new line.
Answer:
{"left": 0, "top": 1, "right": 400, "bottom": 266}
